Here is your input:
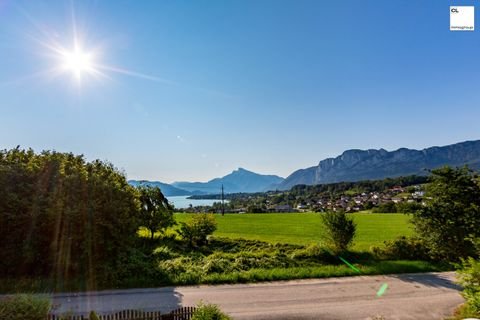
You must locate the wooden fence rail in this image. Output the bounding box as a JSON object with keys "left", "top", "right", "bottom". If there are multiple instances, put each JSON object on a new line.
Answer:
{"left": 47, "top": 306, "right": 196, "bottom": 320}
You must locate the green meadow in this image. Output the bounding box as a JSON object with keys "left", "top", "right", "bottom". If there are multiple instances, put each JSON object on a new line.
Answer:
{"left": 174, "top": 212, "right": 414, "bottom": 251}
{"left": 1, "top": 213, "right": 429, "bottom": 293}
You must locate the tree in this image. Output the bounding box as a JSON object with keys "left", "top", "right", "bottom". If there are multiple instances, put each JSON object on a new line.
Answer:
{"left": 321, "top": 211, "right": 356, "bottom": 253}
{"left": 137, "top": 185, "right": 175, "bottom": 241}
{"left": 412, "top": 166, "right": 480, "bottom": 261}
{"left": 179, "top": 213, "right": 217, "bottom": 247}
{"left": 0, "top": 148, "right": 141, "bottom": 289}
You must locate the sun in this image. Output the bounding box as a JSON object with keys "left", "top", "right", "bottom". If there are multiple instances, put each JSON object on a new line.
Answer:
{"left": 31, "top": 28, "right": 161, "bottom": 87}
{"left": 17, "top": 3, "right": 166, "bottom": 89}
{"left": 60, "top": 45, "right": 95, "bottom": 80}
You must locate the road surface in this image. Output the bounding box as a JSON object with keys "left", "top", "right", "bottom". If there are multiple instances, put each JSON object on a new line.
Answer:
{"left": 48, "top": 272, "right": 464, "bottom": 320}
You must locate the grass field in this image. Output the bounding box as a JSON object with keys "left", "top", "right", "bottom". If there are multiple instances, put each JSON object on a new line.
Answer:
{"left": 1, "top": 213, "right": 430, "bottom": 293}
{"left": 175, "top": 212, "right": 414, "bottom": 251}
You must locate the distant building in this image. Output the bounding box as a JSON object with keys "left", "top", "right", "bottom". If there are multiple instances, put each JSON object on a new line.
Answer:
{"left": 413, "top": 191, "right": 425, "bottom": 197}
{"left": 273, "top": 204, "right": 293, "bottom": 212}
{"left": 390, "top": 186, "right": 404, "bottom": 192}
{"left": 391, "top": 197, "right": 403, "bottom": 203}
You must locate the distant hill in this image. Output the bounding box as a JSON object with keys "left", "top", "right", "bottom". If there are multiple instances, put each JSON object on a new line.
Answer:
{"left": 172, "top": 168, "right": 284, "bottom": 194}
{"left": 278, "top": 140, "right": 480, "bottom": 190}
{"left": 128, "top": 180, "right": 192, "bottom": 197}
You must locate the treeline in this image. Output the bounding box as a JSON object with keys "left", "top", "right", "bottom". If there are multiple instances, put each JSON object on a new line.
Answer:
{"left": 192, "top": 175, "right": 428, "bottom": 200}
{"left": 289, "top": 175, "right": 429, "bottom": 196}
{"left": 0, "top": 148, "right": 144, "bottom": 289}
{"left": 371, "top": 201, "right": 423, "bottom": 213}
{"left": 188, "top": 175, "right": 429, "bottom": 211}
{"left": 269, "top": 176, "right": 428, "bottom": 207}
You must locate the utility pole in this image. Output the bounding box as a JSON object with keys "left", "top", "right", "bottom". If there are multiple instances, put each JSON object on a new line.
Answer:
{"left": 221, "top": 184, "right": 225, "bottom": 216}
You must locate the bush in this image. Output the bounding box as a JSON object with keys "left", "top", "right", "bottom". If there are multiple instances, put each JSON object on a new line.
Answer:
{"left": 371, "top": 236, "right": 430, "bottom": 260}
{"left": 395, "top": 201, "right": 422, "bottom": 213}
{"left": 449, "top": 303, "right": 480, "bottom": 320}
{"left": 153, "top": 246, "right": 178, "bottom": 260}
{"left": 372, "top": 202, "right": 397, "bottom": 213}
{"left": 159, "top": 257, "right": 198, "bottom": 277}
{"left": 192, "top": 302, "right": 232, "bottom": 320}
{"left": 89, "top": 311, "right": 100, "bottom": 320}
{"left": 321, "top": 211, "right": 356, "bottom": 253}
{"left": 203, "top": 254, "right": 235, "bottom": 274}
{"left": 179, "top": 214, "right": 217, "bottom": 247}
{"left": 108, "top": 248, "right": 169, "bottom": 288}
{"left": 246, "top": 205, "right": 266, "bottom": 213}
{"left": 457, "top": 257, "right": 480, "bottom": 315}
{"left": 290, "top": 244, "right": 336, "bottom": 263}
{"left": 0, "top": 294, "right": 50, "bottom": 320}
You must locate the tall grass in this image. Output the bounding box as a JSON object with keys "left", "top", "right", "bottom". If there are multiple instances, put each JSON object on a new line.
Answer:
{"left": 0, "top": 294, "right": 50, "bottom": 320}
{"left": 187, "top": 261, "right": 446, "bottom": 285}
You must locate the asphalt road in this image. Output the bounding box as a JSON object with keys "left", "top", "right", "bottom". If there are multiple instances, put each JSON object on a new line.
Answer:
{"left": 49, "top": 272, "right": 464, "bottom": 320}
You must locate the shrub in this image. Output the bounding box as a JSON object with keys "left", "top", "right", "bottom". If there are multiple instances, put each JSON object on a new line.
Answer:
{"left": 153, "top": 246, "right": 178, "bottom": 260}
{"left": 371, "top": 236, "right": 430, "bottom": 260}
{"left": 456, "top": 257, "right": 480, "bottom": 315}
{"left": 0, "top": 294, "right": 50, "bottom": 320}
{"left": 395, "top": 201, "right": 422, "bottom": 213}
{"left": 108, "top": 248, "right": 169, "bottom": 288}
{"left": 89, "top": 311, "right": 100, "bottom": 320}
{"left": 159, "top": 257, "right": 196, "bottom": 277}
{"left": 290, "top": 244, "right": 336, "bottom": 263}
{"left": 321, "top": 211, "right": 356, "bottom": 253}
{"left": 372, "top": 202, "right": 397, "bottom": 213}
{"left": 179, "top": 214, "right": 217, "bottom": 247}
{"left": 449, "top": 303, "right": 479, "bottom": 320}
{"left": 191, "top": 302, "right": 232, "bottom": 320}
{"left": 203, "top": 254, "right": 235, "bottom": 274}
{"left": 246, "top": 205, "right": 266, "bottom": 213}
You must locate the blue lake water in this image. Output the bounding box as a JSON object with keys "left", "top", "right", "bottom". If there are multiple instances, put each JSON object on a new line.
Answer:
{"left": 167, "top": 195, "right": 228, "bottom": 209}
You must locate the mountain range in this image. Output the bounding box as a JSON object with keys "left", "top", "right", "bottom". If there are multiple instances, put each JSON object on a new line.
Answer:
{"left": 278, "top": 139, "right": 480, "bottom": 189}
{"left": 128, "top": 168, "right": 284, "bottom": 196}
{"left": 128, "top": 139, "right": 480, "bottom": 196}
{"left": 127, "top": 180, "right": 193, "bottom": 196}
{"left": 172, "top": 168, "right": 284, "bottom": 194}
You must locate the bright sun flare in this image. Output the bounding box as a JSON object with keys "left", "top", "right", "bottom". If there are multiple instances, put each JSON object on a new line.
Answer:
{"left": 61, "top": 46, "right": 95, "bottom": 80}
{"left": 23, "top": 5, "right": 164, "bottom": 88}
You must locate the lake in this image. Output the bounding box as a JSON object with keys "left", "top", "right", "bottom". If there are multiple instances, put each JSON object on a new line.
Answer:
{"left": 167, "top": 195, "right": 228, "bottom": 209}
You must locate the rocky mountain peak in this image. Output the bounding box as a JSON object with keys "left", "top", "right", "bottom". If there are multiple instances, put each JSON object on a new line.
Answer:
{"left": 279, "top": 140, "right": 480, "bottom": 190}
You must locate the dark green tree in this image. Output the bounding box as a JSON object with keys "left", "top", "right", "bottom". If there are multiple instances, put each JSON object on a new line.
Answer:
{"left": 137, "top": 185, "right": 175, "bottom": 241}
{"left": 321, "top": 211, "right": 356, "bottom": 253}
{"left": 0, "top": 148, "right": 141, "bottom": 289}
{"left": 412, "top": 166, "right": 480, "bottom": 261}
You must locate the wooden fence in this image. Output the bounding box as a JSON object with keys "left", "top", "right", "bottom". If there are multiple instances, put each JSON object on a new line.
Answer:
{"left": 47, "top": 306, "right": 196, "bottom": 320}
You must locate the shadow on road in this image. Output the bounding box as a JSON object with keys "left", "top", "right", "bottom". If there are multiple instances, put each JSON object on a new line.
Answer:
{"left": 50, "top": 286, "right": 184, "bottom": 316}
{"left": 391, "top": 273, "right": 461, "bottom": 291}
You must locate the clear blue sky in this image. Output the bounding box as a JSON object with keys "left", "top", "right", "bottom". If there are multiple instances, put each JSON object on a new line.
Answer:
{"left": 0, "top": 0, "right": 478, "bottom": 183}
